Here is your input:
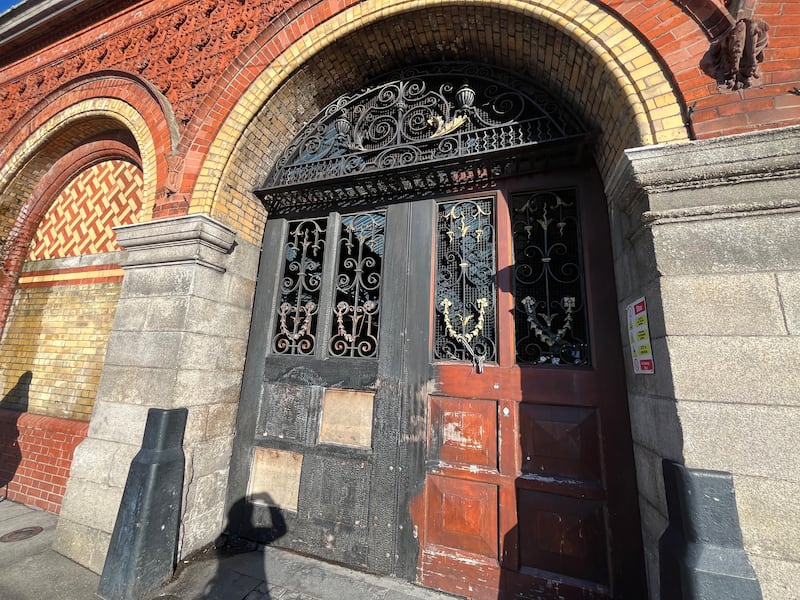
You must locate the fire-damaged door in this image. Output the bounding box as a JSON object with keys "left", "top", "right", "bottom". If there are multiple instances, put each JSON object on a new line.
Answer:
{"left": 227, "top": 199, "right": 437, "bottom": 577}
{"left": 227, "top": 65, "right": 645, "bottom": 599}
{"left": 228, "top": 171, "right": 644, "bottom": 599}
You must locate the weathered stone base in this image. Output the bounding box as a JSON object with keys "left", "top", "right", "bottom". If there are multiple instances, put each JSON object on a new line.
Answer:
{"left": 606, "top": 126, "right": 800, "bottom": 600}
{"left": 55, "top": 215, "right": 258, "bottom": 572}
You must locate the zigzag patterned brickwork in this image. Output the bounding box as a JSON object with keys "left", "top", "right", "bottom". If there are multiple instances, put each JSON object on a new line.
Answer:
{"left": 0, "top": 159, "right": 141, "bottom": 422}
{"left": 27, "top": 159, "right": 142, "bottom": 261}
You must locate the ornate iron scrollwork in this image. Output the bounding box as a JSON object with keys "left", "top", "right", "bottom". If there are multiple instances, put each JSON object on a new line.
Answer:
{"left": 271, "top": 211, "right": 387, "bottom": 359}
{"left": 434, "top": 197, "right": 496, "bottom": 371}
{"left": 329, "top": 212, "right": 385, "bottom": 358}
{"left": 256, "top": 63, "right": 587, "bottom": 216}
{"left": 272, "top": 218, "right": 326, "bottom": 355}
{"left": 511, "top": 189, "right": 589, "bottom": 365}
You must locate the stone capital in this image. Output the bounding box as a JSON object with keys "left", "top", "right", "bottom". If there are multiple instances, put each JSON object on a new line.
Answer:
{"left": 115, "top": 214, "right": 236, "bottom": 272}
{"left": 606, "top": 125, "right": 800, "bottom": 215}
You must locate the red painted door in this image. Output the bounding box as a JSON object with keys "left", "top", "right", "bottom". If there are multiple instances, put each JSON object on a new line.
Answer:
{"left": 416, "top": 170, "right": 646, "bottom": 599}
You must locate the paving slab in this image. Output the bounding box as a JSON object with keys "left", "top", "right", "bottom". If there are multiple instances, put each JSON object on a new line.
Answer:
{"left": 0, "top": 499, "right": 463, "bottom": 600}
{"left": 157, "top": 545, "right": 464, "bottom": 600}
{"left": 0, "top": 500, "right": 98, "bottom": 600}
{"left": 0, "top": 547, "right": 101, "bottom": 600}
{"left": 0, "top": 498, "right": 59, "bottom": 566}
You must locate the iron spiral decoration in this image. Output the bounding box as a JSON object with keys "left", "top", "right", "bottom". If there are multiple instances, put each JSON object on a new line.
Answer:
{"left": 434, "top": 197, "right": 497, "bottom": 369}
{"left": 329, "top": 212, "right": 386, "bottom": 358}
{"left": 511, "top": 189, "right": 589, "bottom": 365}
{"left": 272, "top": 218, "right": 326, "bottom": 355}
{"left": 257, "top": 63, "right": 586, "bottom": 215}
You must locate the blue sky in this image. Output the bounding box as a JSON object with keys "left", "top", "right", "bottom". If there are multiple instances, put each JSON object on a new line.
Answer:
{"left": 0, "top": 1, "right": 21, "bottom": 16}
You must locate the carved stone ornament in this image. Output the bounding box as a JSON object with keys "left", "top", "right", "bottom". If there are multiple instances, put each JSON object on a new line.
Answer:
{"left": 706, "top": 18, "right": 770, "bottom": 91}
{"left": 165, "top": 152, "right": 185, "bottom": 195}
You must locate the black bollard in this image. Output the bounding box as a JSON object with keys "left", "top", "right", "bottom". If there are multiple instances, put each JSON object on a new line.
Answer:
{"left": 659, "top": 459, "right": 762, "bottom": 599}
{"left": 97, "top": 408, "right": 188, "bottom": 600}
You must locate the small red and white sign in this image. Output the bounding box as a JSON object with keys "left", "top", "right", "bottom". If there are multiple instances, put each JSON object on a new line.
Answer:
{"left": 627, "top": 296, "right": 654, "bottom": 375}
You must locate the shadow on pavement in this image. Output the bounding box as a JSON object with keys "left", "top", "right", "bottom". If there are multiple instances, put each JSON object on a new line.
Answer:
{"left": 188, "top": 493, "right": 287, "bottom": 600}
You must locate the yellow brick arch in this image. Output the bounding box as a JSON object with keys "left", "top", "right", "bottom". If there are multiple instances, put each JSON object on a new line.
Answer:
{"left": 0, "top": 99, "right": 158, "bottom": 222}
{"left": 193, "top": 0, "right": 689, "bottom": 235}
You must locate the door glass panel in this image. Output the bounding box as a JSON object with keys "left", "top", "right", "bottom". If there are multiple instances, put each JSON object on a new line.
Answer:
{"left": 433, "top": 197, "right": 496, "bottom": 366}
{"left": 510, "top": 189, "right": 590, "bottom": 366}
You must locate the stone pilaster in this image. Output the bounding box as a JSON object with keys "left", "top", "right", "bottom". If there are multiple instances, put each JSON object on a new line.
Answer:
{"left": 54, "top": 214, "right": 259, "bottom": 572}
{"left": 605, "top": 125, "right": 800, "bottom": 600}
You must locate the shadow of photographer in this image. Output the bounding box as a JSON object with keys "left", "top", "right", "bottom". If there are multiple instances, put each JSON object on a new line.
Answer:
{"left": 197, "top": 493, "right": 287, "bottom": 600}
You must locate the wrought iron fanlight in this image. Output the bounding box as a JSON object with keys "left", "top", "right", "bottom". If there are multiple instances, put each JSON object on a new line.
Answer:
{"left": 255, "top": 63, "right": 589, "bottom": 215}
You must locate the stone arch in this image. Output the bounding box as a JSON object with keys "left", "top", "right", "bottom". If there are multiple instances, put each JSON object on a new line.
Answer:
{"left": 187, "top": 0, "right": 689, "bottom": 237}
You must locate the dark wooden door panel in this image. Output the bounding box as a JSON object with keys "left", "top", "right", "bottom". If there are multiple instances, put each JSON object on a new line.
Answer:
{"left": 517, "top": 490, "right": 608, "bottom": 583}
{"left": 518, "top": 403, "right": 602, "bottom": 486}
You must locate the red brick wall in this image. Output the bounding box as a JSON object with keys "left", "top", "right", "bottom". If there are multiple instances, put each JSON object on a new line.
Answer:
{"left": 0, "top": 1, "right": 797, "bottom": 229}
{"left": 608, "top": 0, "right": 800, "bottom": 138}
{"left": 0, "top": 409, "right": 88, "bottom": 513}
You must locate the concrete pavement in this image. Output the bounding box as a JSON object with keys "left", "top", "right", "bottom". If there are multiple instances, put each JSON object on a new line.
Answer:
{"left": 0, "top": 498, "right": 464, "bottom": 600}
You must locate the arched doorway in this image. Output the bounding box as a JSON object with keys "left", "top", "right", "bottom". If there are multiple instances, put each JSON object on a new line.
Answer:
{"left": 228, "top": 63, "right": 645, "bottom": 599}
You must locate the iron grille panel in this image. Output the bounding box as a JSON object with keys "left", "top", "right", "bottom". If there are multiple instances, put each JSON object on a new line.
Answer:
{"left": 434, "top": 197, "right": 496, "bottom": 368}
{"left": 257, "top": 63, "right": 588, "bottom": 215}
{"left": 272, "top": 217, "right": 327, "bottom": 355}
{"left": 511, "top": 189, "right": 590, "bottom": 366}
{"left": 329, "top": 211, "right": 386, "bottom": 358}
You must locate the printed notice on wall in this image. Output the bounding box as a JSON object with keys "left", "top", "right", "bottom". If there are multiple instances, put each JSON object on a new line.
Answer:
{"left": 627, "top": 297, "right": 654, "bottom": 375}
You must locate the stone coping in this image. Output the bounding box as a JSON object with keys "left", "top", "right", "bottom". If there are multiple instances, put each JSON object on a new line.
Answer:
{"left": 607, "top": 125, "right": 800, "bottom": 212}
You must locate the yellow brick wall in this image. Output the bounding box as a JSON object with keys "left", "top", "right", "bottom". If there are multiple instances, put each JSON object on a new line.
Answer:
{"left": 0, "top": 280, "right": 121, "bottom": 421}
{"left": 0, "top": 159, "right": 141, "bottom": 421}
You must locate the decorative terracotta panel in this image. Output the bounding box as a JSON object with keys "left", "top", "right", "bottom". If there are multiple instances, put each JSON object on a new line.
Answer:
{"left": 519, "top": 404, "right": 601, "bottom": 483}
{"left": 27, "top": 160, "right": 142, "bottom": 261}
{"left": 426, "top": 474, "right": 498, "bottom": 558}
{"left": 429, "top": 396, "right": 497, "bottom": 469}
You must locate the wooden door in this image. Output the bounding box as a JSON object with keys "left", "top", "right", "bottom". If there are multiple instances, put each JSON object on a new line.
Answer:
{"left": 416, "top": 170, "right": 646, "bottom": 599}
{"left": 228, "top": 201, "right": 433, "bottom": 578}
{"left": 229, "top": 167, "right": 645, "bottom": 598}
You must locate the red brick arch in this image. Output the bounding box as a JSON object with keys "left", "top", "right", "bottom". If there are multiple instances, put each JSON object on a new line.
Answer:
{"left": 0, "top": 70, "right": 183, "bottom": 333}
{"left": 175, "top": 0, "right": 714, "bottom": 202}
{"left": 178, "top": 0, "right": 694, "bottom": 230}
{"left": 174, "top": 0, "right": 355, "bottom": 198}
{"left": 0, "top": 69, "right": 178, "bottom": 154}
{"left": 0, "top": 137, "right": 140, "bottom": 332}
{"left": 0, "top": 71, "right": 177, "bottom": 207}
{"left": 175, "top": 0, "right": 795, "bottom": 203}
